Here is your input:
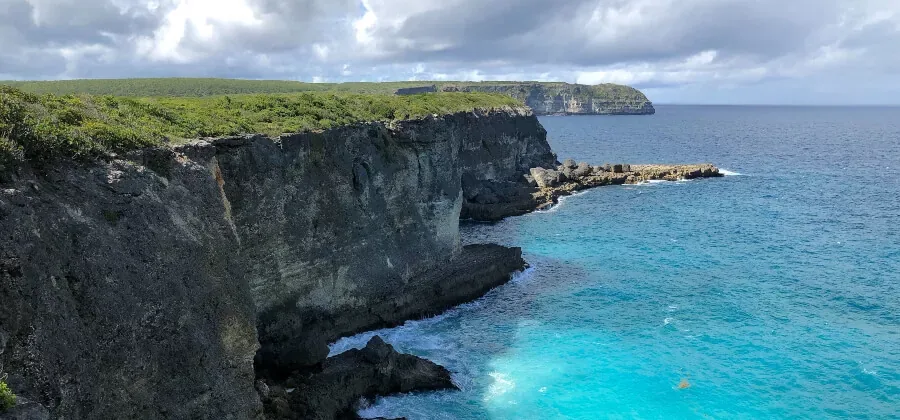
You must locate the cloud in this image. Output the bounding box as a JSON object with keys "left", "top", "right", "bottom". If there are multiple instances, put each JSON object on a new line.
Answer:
{"left": 0, "top": 0, "right": 898, "bottom": 103}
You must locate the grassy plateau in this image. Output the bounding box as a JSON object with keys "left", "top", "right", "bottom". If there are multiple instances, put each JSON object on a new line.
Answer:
{"left": 0, "top": 85, "right": 519, "bottom": 169}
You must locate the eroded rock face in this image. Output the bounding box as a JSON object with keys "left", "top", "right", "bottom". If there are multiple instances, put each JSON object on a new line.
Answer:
{"left": 0, "top": 107, "right": 553, "bottom": 417}
{"left": 0, "top": 157, "right": 262, "bottom": 419}
{"left": 459, "top": 109, "right": 557, "bottom": 220}
{"left": 197, "top": 109, "right": 535, "bottom": 373}
{"left": 261, "top": 336, "right": 456, "bottom": 420}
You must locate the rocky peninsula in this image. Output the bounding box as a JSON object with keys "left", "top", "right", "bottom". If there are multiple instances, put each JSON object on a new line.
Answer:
{"left": 0, "top": 86, "right": 716, "bottom": 419}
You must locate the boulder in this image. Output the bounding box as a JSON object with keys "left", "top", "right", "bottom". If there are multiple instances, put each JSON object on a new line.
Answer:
{"left": 562, "top": 158, "right": 578, "bottom": 169}
{"left": 262, "top": 336, "right": 457, "bottom": 420}
{"left": 571, "top": 162, "right": 592, "bottom": 178}
{"left": 612, "top": 164, "right": 624, "bottom": 173}
{"left": 530, "top": 167, "right": 566, "bottom": 188}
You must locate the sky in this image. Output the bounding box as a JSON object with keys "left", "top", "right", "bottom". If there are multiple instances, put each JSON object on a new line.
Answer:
{"left": 0, "top": 0, "right": 898, "bottom": 104}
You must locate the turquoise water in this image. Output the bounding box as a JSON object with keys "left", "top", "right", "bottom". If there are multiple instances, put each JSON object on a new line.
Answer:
{"left": 332, "top": 106, "right": 900, "bottom": 419}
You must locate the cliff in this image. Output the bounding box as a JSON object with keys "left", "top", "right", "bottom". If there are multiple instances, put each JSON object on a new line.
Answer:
{"left": 0, "top": 151, "right": 262, "bottom": 419}
{"left": 2, "top": 80, "right": 654, "bottom": 116}
{"left": 440, "top": 82, "right": 655, "bottom": 115}
{"left": 0, "top": 108, "right": 543, "bottom": 418}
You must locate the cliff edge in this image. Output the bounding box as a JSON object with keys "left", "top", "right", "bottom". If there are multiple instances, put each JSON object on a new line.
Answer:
{"left": 0, "top": 107, "right": 545, "bottom": 419}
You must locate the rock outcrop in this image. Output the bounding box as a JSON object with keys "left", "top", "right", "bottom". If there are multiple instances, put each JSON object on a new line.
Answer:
{"left": 466, "top": 161, "right": 723, "bottom": 220}
{"left": 200, "top": 109, "right": 537, "bottom": 374}
{"left": 0, "top": 108, "right": 542, "bottom": 418}
{"left": 261, "top": 336, "right": 456, "bottom": 420}
{"left": 394, "top": 86, "right": 437, "bottom": 95}
{"left": 530, "top": 163, "right": 722, "bottom": 209}
{"left": 0, "top": 156, "right": 262, "bottom": 419}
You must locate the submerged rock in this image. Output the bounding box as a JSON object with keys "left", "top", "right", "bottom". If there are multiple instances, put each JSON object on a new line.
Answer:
{"left": 262, "top": 336, "right": 456, "bottom": 420}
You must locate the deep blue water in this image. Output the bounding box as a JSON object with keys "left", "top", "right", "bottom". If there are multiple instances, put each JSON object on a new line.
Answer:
{"left": 332, "top": 106, "right": 900, "bottom": 419}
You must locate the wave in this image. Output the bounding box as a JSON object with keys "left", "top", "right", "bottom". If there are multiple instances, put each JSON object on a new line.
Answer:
{"left": 636, "top": 179, "right": 669, "bottom": 186}
{"left": 719, "top": 168, "right": 744, "bottom": 176}
{"left": 533, "top": 190, "right": 590, "bottom": 214}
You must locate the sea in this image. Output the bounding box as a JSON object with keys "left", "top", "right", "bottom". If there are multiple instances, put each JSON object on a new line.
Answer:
{"left": 331, "top": 105, "right": 900, "bottom": 419}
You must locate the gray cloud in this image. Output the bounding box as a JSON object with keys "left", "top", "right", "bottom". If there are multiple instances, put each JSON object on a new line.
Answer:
{"left": 0, "top": 0, "right": 898, "bottom": 103}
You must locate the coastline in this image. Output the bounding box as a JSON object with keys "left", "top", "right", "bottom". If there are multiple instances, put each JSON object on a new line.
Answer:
{"left": 0, "top": 102, "right": 720, "bottom": 419}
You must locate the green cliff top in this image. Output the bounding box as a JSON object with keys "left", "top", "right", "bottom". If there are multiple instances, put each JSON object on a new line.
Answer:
{"left": 1, "top": 78, "right": 649, "bottom": 103}
{"left": 0, "top": 85, "right": 519, "bottom": 168}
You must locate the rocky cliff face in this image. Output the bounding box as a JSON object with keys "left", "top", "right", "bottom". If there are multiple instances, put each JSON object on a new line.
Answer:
{"left": 0, "top": 154, "right": 262, "bottom": 419}
{"left": 441, "top": 82, "right": 655, "bottom": 116}
{"left": 0, "top": 108, "right": 545, "bottom": 418}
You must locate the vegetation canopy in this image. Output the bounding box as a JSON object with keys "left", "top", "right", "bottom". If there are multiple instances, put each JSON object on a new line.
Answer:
{"left": 2, "top": 78, "right": 649, "bottom": 104}
{"left": 0, "top": 85, "right": 519, "bottom": 168}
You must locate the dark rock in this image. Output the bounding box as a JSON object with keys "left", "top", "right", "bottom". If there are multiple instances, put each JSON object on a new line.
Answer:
{"left": 457, "top": 108, "right": 556, "bottom": 221}
{"left": 0, "top": 160, "right": 261, "bottom": 419}
{"left": 622, "top": 164, "right": 631, "bottom": 173}
{"left": 0, "top": 397, "right": 51, "bottom": 420}
{"left": 255, "top": 244, "right": 525, "bottom": 377}
{"left": 612, "top": 164, "right": 624, "bottom": 173}
{"left": 0, "top": 106, "right": 572, "bottom": 418}
{"left": 394, "top": 86, "right": 437, "bottom": 95}
{"left": 263, "top": 336, "right": 456, "bottom": 420}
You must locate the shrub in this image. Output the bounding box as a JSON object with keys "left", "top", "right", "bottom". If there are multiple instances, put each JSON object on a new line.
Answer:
{"left": 0, "top": 378, "right": 15, "bottom": 412}
{"left": 0, "top": 85, "right": 519, "bottom": 167}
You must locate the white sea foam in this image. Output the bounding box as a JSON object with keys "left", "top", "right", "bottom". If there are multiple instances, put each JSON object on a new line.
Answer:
{"left": 533, "top": 190, "right": 590, "bottom": 214}
{"left": 328, "top": 264, "right": 536, "bottom": 356}
{"left": 664, "top": 317, "right": 674, "bottom": 325}
{"left": 719, "top": 168, "right": 744, "bottom": 176}
{"left": 484, "top": 372, "right": 516, "bottom": 401}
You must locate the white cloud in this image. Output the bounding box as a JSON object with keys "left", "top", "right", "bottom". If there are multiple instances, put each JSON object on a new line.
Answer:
{"left": 1, "top": 0, "right": 899, "bottom": 103}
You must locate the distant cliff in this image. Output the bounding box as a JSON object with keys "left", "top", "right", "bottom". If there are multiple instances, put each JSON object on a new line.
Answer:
{"left": 440, "top": 82, "right": 655, "bottom": 115}
{"left": 3, "top": 79, "right": 655, "bottom": 116}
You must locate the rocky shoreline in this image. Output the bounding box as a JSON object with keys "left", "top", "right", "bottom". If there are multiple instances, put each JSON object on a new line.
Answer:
{"left": 530, "top": 160, "right": 722, "bottom": 210}
{"left": 260, "top": 336, "right": 454, "bottom": 420}
{"left": 463, "top": 159, "right": 722, "bottom": 221}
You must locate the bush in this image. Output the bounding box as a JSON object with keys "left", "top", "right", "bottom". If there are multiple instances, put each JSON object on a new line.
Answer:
{"left": 0, "top": 379, "right": 15, "bottom": 412}
{"left": 0, "top": 85, "right": 520, "bottom": 166}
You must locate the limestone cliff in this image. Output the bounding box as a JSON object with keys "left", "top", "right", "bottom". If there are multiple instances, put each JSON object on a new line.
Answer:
{"left": 0, "top": 154, "right": 262, "bottom": 419}
{"left": 440, "top": 82, "right": 655, "bottom": 115}
{"left": 0, "top": 107, "right": 543, "bottom": 418}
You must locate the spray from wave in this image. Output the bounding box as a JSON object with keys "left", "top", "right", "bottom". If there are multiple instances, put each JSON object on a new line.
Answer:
{"left": 719, "top": 168, "right": 744, "bottom": 176}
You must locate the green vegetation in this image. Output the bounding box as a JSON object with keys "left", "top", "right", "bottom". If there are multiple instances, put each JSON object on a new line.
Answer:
{"left": 0, "top": 379, "right": 15, "bottom": 412}
{"left": 0, "top": 85, "right": 519, "bottom": 167}
{"left": 1, "top": 78, "right": 650, "bottom": 104}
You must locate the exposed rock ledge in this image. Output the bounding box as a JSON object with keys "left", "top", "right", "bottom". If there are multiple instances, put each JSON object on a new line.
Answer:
{"left": 261, "top": 336, "right": 455, "bottom": 420}
{"left": 465, "top": 160, "right": 722, "bottom": 221}
{"left": 530, "top": 161, "right": 722, "bottom": 210}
